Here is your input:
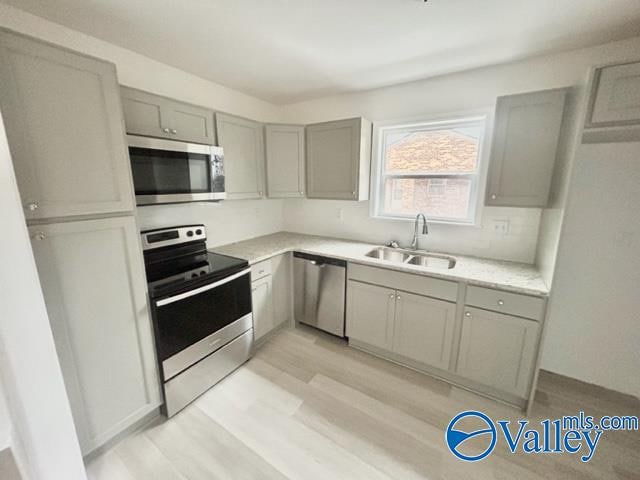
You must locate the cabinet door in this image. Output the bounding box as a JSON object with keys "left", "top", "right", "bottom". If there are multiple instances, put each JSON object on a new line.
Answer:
{"left": 588, "top": 62, "right": 640, "bottom": 127}
{"left": 392, "top": 292, "right": 456, "bottom": 371}
{"left": 252, "top": 275, "right": 275, "bottom": 341}
{"left": 121, "top": 86, "right": 168, "bottom": 139}
{"left": 0, "top": 31, "right": 134, "bottom": 220}
{"left": 271, "top": 253, "right": 293, "bottom": 328}
{"left": 216, "top": 113, "right": 265, "bottom": 199}
{"left": 486, "top": 89, "right": 567, "bottom": 207}
{"left": 121, "top": 87, "right": 215, "bottom": 144}
{"left": 28, "top": 216, "right": 160, "bottom": 454}
{"left": 165, "top": 100, "right": 215, "bottom": 145}
{"left": 346, "top": 280, "right": 395, "bottom": 350}
{"left": 456, "top": 307, "right": 540, "bottom": 398}
{"left": 306, "top": 117, "right": 370, "bottom": 201}
{"left": 265, "top": 124, "right": 305, "bottom": 198}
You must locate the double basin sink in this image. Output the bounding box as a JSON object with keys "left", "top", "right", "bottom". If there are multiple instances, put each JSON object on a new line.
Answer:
{"left": 365, "top": 247, "right": 456, "bottom": 270}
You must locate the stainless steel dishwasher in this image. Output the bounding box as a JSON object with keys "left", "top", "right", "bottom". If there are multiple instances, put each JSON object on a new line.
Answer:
{"left": 293, "top": 252, "right": 346, "bottom": 337}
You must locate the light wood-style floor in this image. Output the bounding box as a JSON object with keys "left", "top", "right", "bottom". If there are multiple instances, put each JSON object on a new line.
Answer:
{"left": 86, "top": 326, "right": 640, "bottom": 480}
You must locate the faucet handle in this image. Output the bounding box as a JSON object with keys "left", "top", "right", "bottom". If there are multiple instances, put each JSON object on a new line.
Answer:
{"left": 386, "top": 240, "right": 400, "bottom": 248}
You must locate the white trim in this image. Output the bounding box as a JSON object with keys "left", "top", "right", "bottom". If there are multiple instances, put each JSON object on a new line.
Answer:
{"left": 370, "top": 109, "right": 494, "bottom": 226}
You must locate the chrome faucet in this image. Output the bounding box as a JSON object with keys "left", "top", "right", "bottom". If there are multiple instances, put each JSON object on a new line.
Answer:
{"left": 410, "top": 213, "right": 428, "bottom": 250}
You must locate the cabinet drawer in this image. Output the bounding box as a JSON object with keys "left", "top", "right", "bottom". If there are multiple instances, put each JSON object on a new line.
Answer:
{"left": 251, "top": 259, "right": 272, "bottom": 281}
{"left": 465, "top": 286, "right": 545, "bottom": 320}
{"left": 348, "top": 263, "right": 457, "bottom": 302}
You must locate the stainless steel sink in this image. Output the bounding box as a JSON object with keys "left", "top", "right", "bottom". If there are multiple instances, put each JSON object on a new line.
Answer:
{"left": 364, "top": 247, "right": 456, "bottom": 270}
{"left": 365, "top": 247, "right": 412, "bottom": 263}
{"left": 407, "top": 253, "right": 456, "bottom": 269}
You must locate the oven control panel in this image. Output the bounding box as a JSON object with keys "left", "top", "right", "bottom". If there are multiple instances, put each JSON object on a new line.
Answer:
{"left": 141, "top": 225, "right": 206, "bottom": 251}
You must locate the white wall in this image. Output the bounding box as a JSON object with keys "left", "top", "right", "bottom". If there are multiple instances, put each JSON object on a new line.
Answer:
{"left": 136, "top": 200, "right": 284, "bottom": 248}
{"left": 282, "top": 36, "right": 640, "bottom": 264}
{"left": 542, "top": 142, "right": 640, "bottom": 398}
{"left": 535, "top": 86, "right": 588, "bottom": 286}
{"left": 0, "top": 3, "right": 286, "bottom": 246}
{"left": 284, "top": 199, "right": 541, "bottom": 262}
{"left": 0, "top": 108, "right": 86, "bottom": 478}
{"left": 0, "top": 379, "right": 10, "bottom": 452}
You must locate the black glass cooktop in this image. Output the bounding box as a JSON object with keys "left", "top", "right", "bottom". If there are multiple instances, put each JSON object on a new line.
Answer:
{"left": 144, "top": 249, "right": 248, "bottom": 299}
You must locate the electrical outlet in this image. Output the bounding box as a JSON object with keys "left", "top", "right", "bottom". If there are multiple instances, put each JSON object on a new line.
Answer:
{"left": 492, "top": 219, "right": 510, "bottom": 236}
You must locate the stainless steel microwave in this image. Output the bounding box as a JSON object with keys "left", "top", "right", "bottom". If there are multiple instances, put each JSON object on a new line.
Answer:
{"left": 127, "top": 135, "right": 225, "bottom": 205}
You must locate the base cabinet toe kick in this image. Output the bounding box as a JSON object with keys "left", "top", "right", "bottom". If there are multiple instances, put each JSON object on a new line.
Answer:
{"left": 345, "top": 263, "right": 547, "bottom": 410}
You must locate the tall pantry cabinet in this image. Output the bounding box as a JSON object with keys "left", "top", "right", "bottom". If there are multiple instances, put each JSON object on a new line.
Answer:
{"left": 0, "top": 30, "right": 160, "bottom": 454}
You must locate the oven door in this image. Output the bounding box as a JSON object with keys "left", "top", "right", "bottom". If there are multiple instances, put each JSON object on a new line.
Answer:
{"left": 128, "top": 135, "right": 225, "bottom": 205}
{"left": 152, "top": 268, "right": 252, "bottom": 381}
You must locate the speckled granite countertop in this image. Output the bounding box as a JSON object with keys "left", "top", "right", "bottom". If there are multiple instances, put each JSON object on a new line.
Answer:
{"left": 211, "top": 232, "right": 549, "bottom": 297}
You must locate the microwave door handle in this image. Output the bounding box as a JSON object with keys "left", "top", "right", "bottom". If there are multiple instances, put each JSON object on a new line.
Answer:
{"left": 156, "top": 267, "right": 250, "bottom": 307}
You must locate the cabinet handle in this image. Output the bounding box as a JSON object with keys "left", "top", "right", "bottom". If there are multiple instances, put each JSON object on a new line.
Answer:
{"left": 389, "top": 294, "right": 395, "bottom": 300}
{"left": 396, "top": 295, "right": 401, "bottom": 300}
{"left": 162, "top": 127, "right": 170, "bottom": 134}
{"left": 497, "top": 299, "right": 504, "bottom": 306}
{"left": 490, "top": 194, "right": 497, "bottom": 200}
{"left": 352, "top": 191, "right": 356, "bottom": 196}
{"left": 465, "top": 311, "right": 471, "bottom": 317}
{"left": 259, "top": 191, "right": 263, "bottom": 196}
{"left": 32, "top": 231, "right": 46, "bottom": 241}
{"left": 170, "top": 129, "right": 177, "bottom": 134}
{"left": 26, "top": 202, "right": 39, "bottom": 211}
{"left": 299, "top": 190, "right": 304, "bottom": 195}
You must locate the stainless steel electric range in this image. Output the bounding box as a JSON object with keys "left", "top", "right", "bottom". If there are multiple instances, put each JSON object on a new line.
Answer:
{"left": 141, "top": 224, "right": 252, "bottom": 417}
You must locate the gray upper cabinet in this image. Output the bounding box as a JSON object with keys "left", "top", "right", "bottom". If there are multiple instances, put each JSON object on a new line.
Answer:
{"left": 265, "top": 124, "right": 305, "bottom": 198}
{"left": 587, "top": 61, "right": 640, "bottom": 127}
{"left": 216, "top": 113, "right": 265, "bottom": 199}
{"left": 306, "top": 117, "right": 372, "bottom": 201}
{"left": 486, "top": 89, "right": 567, "bottom": 207}
{"left": 0, "top": 30, "right": 135, "bottom": 220}
{"left": 121, "top": 86, "right": 215, "bottom": 145}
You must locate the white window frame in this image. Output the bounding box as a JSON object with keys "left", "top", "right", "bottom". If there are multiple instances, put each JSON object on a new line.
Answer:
{"left": 370, "top": 111, "right": 492, "bottom": 226}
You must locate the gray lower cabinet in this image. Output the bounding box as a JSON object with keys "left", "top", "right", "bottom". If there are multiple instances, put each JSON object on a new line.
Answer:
{"left": 346, "top": 280, "right": 456, "bottom": 370}
{"left": 486, "top": 88, "right": 567, "bottom": 207}
{"left": 265, "top": 124, "right": 305, "bottom": 198}
{"left": 346, "top": 264, "right": 546, "bottom": 408}
{"left": 251, "top": 254, "right": 293, "bottom": 342}
{"left": 216, "top": 113, "right": 265, "bottom": 199}
{"left": 121, "top": 86, "right": 215, "bottom": 144}
{"left": 306, "top": 117, "right": 372, "bottom": 201}
{"left": 252, "top": 275, "right": 275, "bottom": 341}
{"left": 392, "top": 292, "right": 456, "bottom": 371}
{"left": 0, "top": 30, "right": 135, "bottom": 220}
{"left": 456, "top": 307, "right": 540, "bottom": 398}
{"left": 28, "top": 216, "right": 160, "bottom": 455}
{"left": 346, "top": 281, "right": 395, "bottom": 350}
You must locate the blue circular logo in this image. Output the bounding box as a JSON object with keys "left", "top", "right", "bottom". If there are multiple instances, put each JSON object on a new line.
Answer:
{"left": 446, "top": 410, "right": 497, "bottom": 461}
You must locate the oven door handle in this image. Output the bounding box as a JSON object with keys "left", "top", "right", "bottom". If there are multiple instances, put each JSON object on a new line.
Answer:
{"left": 155, "top": 267, "right": 251, "bottom": 307}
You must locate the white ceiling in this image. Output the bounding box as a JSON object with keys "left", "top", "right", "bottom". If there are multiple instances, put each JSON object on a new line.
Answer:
{"left": 5, "top": 0, "right": 640, "bottom": 103}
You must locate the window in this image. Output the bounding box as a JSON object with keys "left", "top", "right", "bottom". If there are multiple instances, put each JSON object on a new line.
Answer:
{"left": 373, "top": 116, "right": 486, "bottom": 224}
